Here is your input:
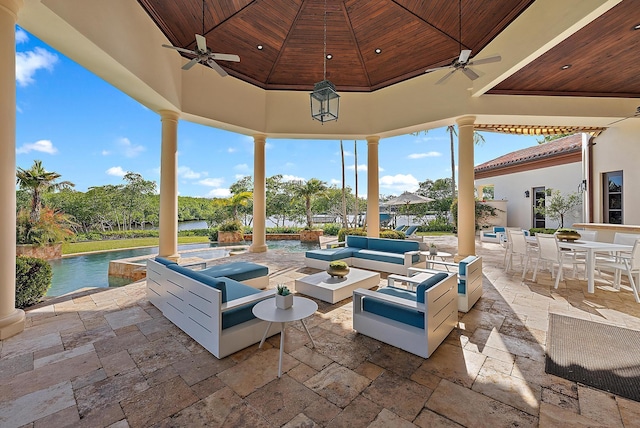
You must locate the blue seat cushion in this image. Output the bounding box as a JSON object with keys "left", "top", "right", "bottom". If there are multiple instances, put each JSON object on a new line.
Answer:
{"left": 494, "top": 227, "right": 505, "bottom": 233}
{"left": 305, "top": 247, "right": 354, "bottom": 261}
{"left": 458, "top": 256, "right": 477, "bottom": 294}
{"left": 217, "top": 277, "right": 262, "bottom": 330}
{"left": 483, "top": 233, "right": 497, "bottom": 238}
{"left": 346, "top": 235, "right": 369, "bottom": 249}
{"left": 155, "top": 257, "right": 177, "bottom": 266}
{"left": 353, "top": 249, "right": 406, "bottom": 265}
{"left": 367, "top": 237, "right": 419, "bottom": 254}
{"left": 362, "top": 286, "right": 424, "bottom": 329}
{"left": 416, "top": 272, "right": 449, "bottom": 304}
{"left": 199, "top": 262, "right": 268, "bottom": 282}
{"left": 167, "top": 264, "right": 227, "bottom": 303}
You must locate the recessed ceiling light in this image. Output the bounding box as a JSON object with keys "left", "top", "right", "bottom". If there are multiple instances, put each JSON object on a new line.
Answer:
{"left": 634, "top": 24, "right": 640, "bottom": 30}
{"left": 375, "top": 48, "right": 382, "bottom": 54}
{"left": 257, "top": 45, "right": 263, "bottom": 50}
{"left": 326, "top": 54, "right": 333, "bottom": 60}
{"left": 560, "top": 64, "right": 572, "bottom": 70}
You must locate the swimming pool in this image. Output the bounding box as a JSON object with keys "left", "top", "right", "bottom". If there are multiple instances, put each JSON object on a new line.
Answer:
{"left": 46, "top": 240, "right": 319, "bottom": 297}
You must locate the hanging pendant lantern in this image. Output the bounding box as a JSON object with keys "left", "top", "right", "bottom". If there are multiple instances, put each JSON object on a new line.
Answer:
{"left": 310, "top": 0, "right": 339, "bottom": 124}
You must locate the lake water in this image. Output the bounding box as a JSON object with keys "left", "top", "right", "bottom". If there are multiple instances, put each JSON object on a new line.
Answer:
{"left": 47, "top": 239, "right": 318, "bottom": 297}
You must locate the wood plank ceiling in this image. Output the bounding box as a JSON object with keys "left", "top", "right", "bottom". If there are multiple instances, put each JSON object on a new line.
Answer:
{"left": 137, "top": 0, "right": 640, "bottom": 98}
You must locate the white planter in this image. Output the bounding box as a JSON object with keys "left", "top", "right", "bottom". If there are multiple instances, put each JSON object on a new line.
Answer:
{"left": 429, "top": 248, "right": 438, "bottom": 255}
{"left": 275, "top": 294, "right": 293, "bottom": 310}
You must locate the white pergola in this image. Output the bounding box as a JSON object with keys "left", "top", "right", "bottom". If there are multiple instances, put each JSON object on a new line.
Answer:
{"left": 0, "top": 0, "right": 634, "bottom": 339}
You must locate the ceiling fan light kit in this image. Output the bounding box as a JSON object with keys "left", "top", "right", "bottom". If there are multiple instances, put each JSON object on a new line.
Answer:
{"left": 161, "top": 0, "right": 239, "bottom": 76}
{"left": 424, "top": 0, "right": 501, "bottom": 84}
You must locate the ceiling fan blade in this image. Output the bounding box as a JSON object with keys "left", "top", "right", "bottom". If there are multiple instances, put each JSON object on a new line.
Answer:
{"left": 182, "top": 57, "right": 200, "bottom": 70}
{"left": 425, "top": 65, "right": 453, "bottom": 74}
{"left": 162, "top": 45, "right": 197, "bottom": 55}
{"left": 462, "top": 67, "right": 480, "bottom": 80}
{"left": 458, "top": 49, "right": 472, "bottom": 63}
{"left": 468, "top": 55, "right": 502, "bottom": 66}
{"left": 195, "top": 34, "right": 207, "bottom": 53}
{"left": 206, "top": 58, "right": 228, "bottom": 77}
{"left": 210, "top": 53, "right": 240, "bottom": 62}
{"left": 435, "top": 69, "right": 457, "bottom": 85}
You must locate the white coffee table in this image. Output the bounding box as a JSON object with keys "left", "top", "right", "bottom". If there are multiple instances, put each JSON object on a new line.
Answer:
{"left": 295, "top": 267, "right": 380, "bottom": 303}
{"left": 420, "top": 251, "right": 453, "bottom": 270}
{"left": 252, "top": 296, "right": 317, "bottom": 378}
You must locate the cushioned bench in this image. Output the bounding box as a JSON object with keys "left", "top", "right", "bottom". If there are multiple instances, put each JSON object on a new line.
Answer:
{"left": 353, "top": 271, "right": 458, "bottom": 358}
{"left": 198, "top": 261, "right": 269, "bottom": 289}
{"left": 409, "top": 255, "right": 483, "bottom": 313}
{"left": 147, "top": 258, "right": 279, "bottom": 359}
{"left": 480, "top": 226, "right": 505, "bottom": 243}
{"left": 305, "top": 235, "right": 420, "bottom": 275}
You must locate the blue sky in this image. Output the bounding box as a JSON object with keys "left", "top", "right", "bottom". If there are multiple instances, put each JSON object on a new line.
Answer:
{"left": 15, "top": 27, "right": 541, "bottom": 199}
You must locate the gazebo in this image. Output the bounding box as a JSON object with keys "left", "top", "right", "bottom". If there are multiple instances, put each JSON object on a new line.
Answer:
{"left": 0, "top": 0, "right": 637, "bottom": 339}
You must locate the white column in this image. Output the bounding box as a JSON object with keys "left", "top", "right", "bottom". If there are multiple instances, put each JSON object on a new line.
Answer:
{"left": 457, "top": 116, "right": 476, "bottom": 258}
{"left": 0, "top": 0, "right": 25, "bottom": 339}
{"left": 249, "top": 135, "right": 267, "bottom": 252}
{"left": 158, "top": 110, "right": 179, "bottom": 260}
{"left": 366, "top": 136, "right": 380, "bottom": 237}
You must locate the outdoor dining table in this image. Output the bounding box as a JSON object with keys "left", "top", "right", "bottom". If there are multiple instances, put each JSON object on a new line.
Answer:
{"left": 526, "top": 237, "right": 633, "bottom": 293}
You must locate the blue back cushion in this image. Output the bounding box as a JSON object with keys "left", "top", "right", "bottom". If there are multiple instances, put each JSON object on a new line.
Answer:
{"left": 494, "top": 227, "right": 505, "bottom": 233}
{"left": 218, "top": 277, "right": 262, "bottom": 330}
{"left": 416, "top": 273, "right": 448, "bottom": 304}
{"left": 367, "top": 237, "right": 419, "bottom": 254}
{"left": 346, "top": 235, "right": 369, "bottom": 249}
{"left": 200, "top": 262, "right": 268, "bottom": 282}
{"left": 362, "top": 287, "right": 424, "bottom": 329}
{"left": 155, "top": 257, "right": 177, "bottom": 266}
{"left": 168, "top": 264, "right": 227, "bottom": 302}
{"left": 458, "top": 256, "right": 477, "bottom": 294}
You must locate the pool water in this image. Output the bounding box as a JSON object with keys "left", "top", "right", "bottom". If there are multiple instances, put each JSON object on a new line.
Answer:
{"left": 46, "top": 240, "right": 318, "bottom": 297}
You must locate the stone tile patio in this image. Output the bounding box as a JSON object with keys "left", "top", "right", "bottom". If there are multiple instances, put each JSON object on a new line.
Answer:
{"left": 2, "top": 236, "right": 640, "bottom": 427}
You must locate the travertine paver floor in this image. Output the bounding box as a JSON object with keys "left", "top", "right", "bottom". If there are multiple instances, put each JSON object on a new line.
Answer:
{"left": 2, "top": 236, "right": 640, "bottom": 427}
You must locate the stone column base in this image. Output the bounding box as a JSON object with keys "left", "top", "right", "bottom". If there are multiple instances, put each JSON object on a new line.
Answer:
{"left": 0, "top": 308, "right": 25, "bottom": 340}
{"left": 249, "top": 243, "right": 268, "bottom": 253}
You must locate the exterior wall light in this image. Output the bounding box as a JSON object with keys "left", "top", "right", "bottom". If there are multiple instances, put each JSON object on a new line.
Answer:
{"left": 525, "top": 190, "right": 530, "bottom": 198}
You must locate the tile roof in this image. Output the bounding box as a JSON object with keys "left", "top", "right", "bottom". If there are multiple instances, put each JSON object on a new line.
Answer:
{"left": 474, "top": 133, "right": 582, "bottom": 173}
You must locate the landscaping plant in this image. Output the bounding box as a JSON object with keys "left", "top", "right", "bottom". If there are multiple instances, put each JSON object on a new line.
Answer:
{"left": 15, "top": 256, "right": 52, "bottom": 308}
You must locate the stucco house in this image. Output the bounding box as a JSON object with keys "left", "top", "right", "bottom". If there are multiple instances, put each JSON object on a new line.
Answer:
{"left": 474, "top": 134, "right": 586, "bottom": 230}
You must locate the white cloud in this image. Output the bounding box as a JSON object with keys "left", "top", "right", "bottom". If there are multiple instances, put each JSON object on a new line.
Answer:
{"left": 235, "top": 174, "right": 248, "bottom": 180}
{"left": 16, "top": 139, "right": 58, "bottom": 155}
{"left": 335, "top": 150, "right": 353, "bottom": 157}
{"left": 106, "top": 166, "right": 127, "bottom": 177}
{"left": 346, "top": 164, "right": 384, "bottom": 172}
{"left": 227, "top": 147, "right": 237, "bottom": 153}
{"left": 330, "top": 178, "right": 340, "bottom": 185}
{"left": 234, "top": 163, "right": 249, "bottom": 171}
{"left": 207, "top": 188, "right": 231, "bottom": 198}
{"left": 15, "top": 47, "right": 58, "bottom": 87}
{"left": 198, "top": 177, "right": 225, "bottom": 187}
{"left": 177, "top": 166, "right": 205, "bottom": 179}
{"left": 380, "top": 174, "right": 420, "bottom": 193}
{"left": 117, "top": 137, "right": 145, "bottom": 158}
{"left": 282, "top": 174, "right": 305, "bottom": 182}
{"left": 408, "top": 151, "right": 442, "bottom": 159}
{"left": 15, "top": 29, "right": 28, "bottom": 44}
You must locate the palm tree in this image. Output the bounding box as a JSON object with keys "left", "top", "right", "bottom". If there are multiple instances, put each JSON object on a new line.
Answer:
{"left": 16, "top": 160, "right": 74, "bottom": 223}
{"left": 293, "top": 178, "right": 327, "bottom": 228}
{"left": 226, "top": 191, "right": 252, "bottom": 222}
{"left": 445, "top": 126, "right": 485, "bottom": 198}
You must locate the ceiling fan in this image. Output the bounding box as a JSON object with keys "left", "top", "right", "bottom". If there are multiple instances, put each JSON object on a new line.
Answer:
{"left": 607, "top": 106, "right": 640, "bottom": 126}
{"left": 161, "top": 0, "right": 239, "bottom": 76}
{"left": 424, "top": 0, "right": 501, "bottom": 84}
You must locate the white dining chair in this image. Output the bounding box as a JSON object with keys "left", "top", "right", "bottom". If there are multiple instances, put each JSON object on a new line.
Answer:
{"left": 595, "top": 239, "right": 640, "bottom": 302}
{"left": 506, "top": 230, "right": 535, "bottom": 279}
{"left": 531, "top": 233, "right": 585, "bottom": 288}
{"left": 578, "top": 230, "right": 598, "bottom": 241}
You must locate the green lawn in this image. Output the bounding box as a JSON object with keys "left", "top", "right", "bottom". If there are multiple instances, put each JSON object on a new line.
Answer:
{"left": 62, "top": 236, "right": 210, "bottom": 255}
{"left": 416, "top": 231, "right": 455, "bottom": 237}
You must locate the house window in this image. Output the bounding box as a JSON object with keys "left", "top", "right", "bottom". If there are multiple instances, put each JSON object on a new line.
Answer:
{"left": 603, "top": 171, "right": 623, "bottom": 224}
{"left": 532, "top": 186, "right": 545, "bottom": 228}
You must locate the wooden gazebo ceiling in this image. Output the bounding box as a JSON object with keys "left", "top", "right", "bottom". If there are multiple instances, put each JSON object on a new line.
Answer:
{"left": 138, "top": 0, "right": 640, "bottom": 97}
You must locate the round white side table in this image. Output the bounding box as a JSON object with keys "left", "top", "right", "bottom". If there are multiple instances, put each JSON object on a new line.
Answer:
{"left": 252, "top": 296, "right": 318, "bottom": 378}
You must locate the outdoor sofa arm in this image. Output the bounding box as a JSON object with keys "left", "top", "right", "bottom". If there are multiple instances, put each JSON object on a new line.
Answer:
{"left": 221, "top": 289, "right": 276, "bottom": 312}
{"left": 353, "top": 288, "right": 425, "bottom": 311}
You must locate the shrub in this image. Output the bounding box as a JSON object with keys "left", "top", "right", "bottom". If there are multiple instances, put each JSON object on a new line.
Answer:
{"left": 338, "top": 228, "right": 366, "bottom": 242}
{"left": 323, "top": 224, "right": 341, "bottom": 236}
{"left": 266, "top": 226, "right": 300, "bottom": 234}
{"left": 177, "top": 228, "right": 210, "bottom": 237}
{"left": 418, "top": 217, "right": 455, "bottom": 232}
{"left": 529, "top": 228, "right": 557, "bottom": 236}
{"left": 209, "top": 227, "right": 219, "bottom": 241}
{"left": 379, "top": 230, "right": 406, "bottom": 239}
{"left": 219, "top": 220, "right": 242, "bottom": 232}
{"left": 15, "top": 256, "right": 52, "bottom": 308}
{"left": 16, "top": 208, "right": 74, "bottom": 245}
